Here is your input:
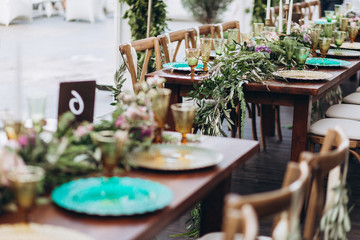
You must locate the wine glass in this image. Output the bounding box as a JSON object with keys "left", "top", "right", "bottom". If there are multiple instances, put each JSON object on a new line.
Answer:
{"left": 348, "top": 25, "right": 359, "bottom": 43}
{"left": 2, "top": 111, "right": 25, "bottom": 140}
{"left": 7, "top": 165, "right": 45, "bottom": 223}
{"left": 284, "top": 37, "right": 297, "bottom": 70}
{"left": 324, "top": 10, "right": 334, "bottom": 23}
{"left": 324, "top": 22, "right": 333, "bottom": 38}
{"left": 170, "top": 103, "right": 197, "bottom": 144}
{"left": 151, "top": 88, "right": 171, "bottom": 143}
{"left": 339, "top": 18, "right": 349, "bottom": 32}
{"left": 333, "top": 31, "right": 347, "bottom": 49}
{"left": 253, "top": 23, "right": 264, "bottom": 37}
{"left": 294, "top": 47, "right": 310, "bottom": 70}
{"left": 319, "top": 38, "right": 332, "bottom": 58}
{"left": 240, "top": 32, "right": 254, "bottom": 43}
{"left": 227, "top": 28, "right": 239, "bottom": 51}
{"left": 185, "top": 48, "right": 201, "bottom": 79}
{"left": 213, "top": 38, "right": 226, "bottom": 56}
{"left": 200, "top": 38, "right": 212, "bottom": 71}
{"left": 28, "top": 93, "right": 47, "bottom": 130}
{"left": 310, "top": 28, "right": 321, "bottom": 56}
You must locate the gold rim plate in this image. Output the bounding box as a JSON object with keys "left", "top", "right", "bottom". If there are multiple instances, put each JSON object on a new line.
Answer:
{"left": 274, "top": 70, "right": 332, "bottom": 81}
{"left": 331, "top": 42, "right": 360, "bottom": 50}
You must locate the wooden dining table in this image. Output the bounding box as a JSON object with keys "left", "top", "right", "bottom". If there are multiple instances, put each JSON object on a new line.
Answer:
{"left": 0, "top": 136, "right": 259, "bottom": 240}
{"left": 146, "top": 58, "right": 360, "bottom": 162}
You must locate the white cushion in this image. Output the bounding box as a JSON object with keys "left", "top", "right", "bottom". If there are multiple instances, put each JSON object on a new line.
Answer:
{"left": 356, "top": 87, "right": 360, "bottom": 92}
{"left": 198, "top": 232, "right": 271, "bottom": 240}
{"left": 325, "top": 104, "right": 360, "bottom": 121}
{"left": 343, "top": 92, "right": 360, "bottom": 105}
{"left": 309, "top": 118, "right": 360, "bottom": 140}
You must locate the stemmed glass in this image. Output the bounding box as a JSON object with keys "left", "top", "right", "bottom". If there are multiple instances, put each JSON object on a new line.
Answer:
{"left": 7, "top": 165, "right": 45, "bottom": 223}
{"left": 240, "top": 32, "right": 254, "bottom": 44}
{"left": 333, "top": 31, "right": 347, "bottom": 49}
{"left": 227, "top": 29, "right": 239, "bottom": 51}
{"left": 185, "top": 48, "right": 201, "bottom": 79}
{"left": 319, "top": 38, "right": 332, "bottom": 58}
{"left": 339, "top": 18, "right": 349, "bottom": 32}
{"left": 310, "top": 28, "right": 321, "bottom": 56}
{"left": 348, "top": 25, "right": 359, "bottom": 43}
{"left": 334, "top": 4, "right": 344, "bottom": 20}
{"left": 324, "top": 23, "right": 333, "bottom": 38}
{"left": 2, "top": 111, "right": 24, "bottom": 140}
{"left": 213, "top": 38, "right": 226, "bottom": 56}
{"left": 324, "top": 11, "right": 335, "bottom": 23}
{"left": 253, "top": 23, "right": 264, "bottom": 37}
{"left": 28, "top": 93, "right": 47, "bottom": 130}
{"left": 294, "top": 47, "right": 310, "bottom": 70}
{"left": 284, "top": 37, "right": 297, "bottom": 70}
{"left": 170, "top": 103, "right": 196, "bottom": 144}
{"left": 152, "top": 88, "right": 171, "bottom": 143}
{"left": 200, "top": 38, "right": 212, "bottom": 71}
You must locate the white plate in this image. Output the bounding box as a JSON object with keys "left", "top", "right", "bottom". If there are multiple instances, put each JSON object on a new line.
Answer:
{"left": 274, "top": 70, "right": 332, "bottom": 81}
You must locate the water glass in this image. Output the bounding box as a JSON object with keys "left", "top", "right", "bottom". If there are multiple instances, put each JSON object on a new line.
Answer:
{"left": 152, "top": 88, "right": 171, "bottom": 143}
{"left": 324, "top": 11, "right": 334, "bottom": 22}
{"left": 185, "top": 48, "right": 201, "bottom": 79}
{"left": 171, "top": 103, "right": 196, "bottom": 144}
{"left": 200, "top": 38, "right": 212, "bottom": 71}
{"left": 310, "top": 28, "right": 321, "bottom": 56}
{"left": 319, "top": 38, "right": 332, "bottom": 58}
{"left": 284, "top": 37, "right": 297, "bottom": 70}
{"left": 324, "top": 23, "right": 333, "bottom": 38}
{"left": 227, "top": 29, "right": 239, "bottom": 50}
{"left": 253, "top": 23, "right": 264, "bottom": 37}
{"left": 7, "top": 165, "right": 45, "bottom": 223}
{"left": 339, "top": 18, "right": 349, "bottom": 31}
{"left": 28, "top": 93, "right": 46, "bottom": 124}
{"left": 213, "top": 38, "right": 226, "bottom": 56}
{"left": 294, "top": 47, "right": 310, "bottom": 70}
{"left": 334, "top": 4, "right": 344, "bottom": 19}
{"left": 333, "top": 31, "right": 347, "bottom": 48}
{"left": 348, "top": 25, "right": 359, "bottom": 43}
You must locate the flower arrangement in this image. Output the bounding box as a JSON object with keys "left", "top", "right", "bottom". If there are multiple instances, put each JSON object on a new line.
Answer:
{"left": 346, "top": 11, "right": 360, "bottom": 26}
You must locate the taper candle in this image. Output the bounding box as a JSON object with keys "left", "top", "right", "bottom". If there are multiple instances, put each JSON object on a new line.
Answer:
{"left": 16, "top": 45, "right": 22, "bottom": 120}
{"left": 286, "top": 0, "right": 293, "bottom": 35}
{"left": 279, "top": 0, "right": 283, "bottom": 33}
{"left": 266, "top": 0, "right": 271, "bottom": 19}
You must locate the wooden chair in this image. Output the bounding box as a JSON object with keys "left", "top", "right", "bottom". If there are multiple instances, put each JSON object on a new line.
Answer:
{"left": 214, "top": 20, "right": 241, "bottom": 42}
{"left": 157, "top": 29, "right": 191, "bottom": 63}
{"left": 199, "top": 161, "right": 310, "bottom": 240}
{"left": 187, "top": 24, "right": 216, "bottom": 49}
{"left": 303, "top": 126, "right": 350, "bottom": 240}
{"left": 119, "top": 37, "right": 162, "bottom": 92}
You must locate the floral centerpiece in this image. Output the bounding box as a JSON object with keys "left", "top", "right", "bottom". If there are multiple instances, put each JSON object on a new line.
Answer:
{"left": 346, "top": 11, "right": 360, "bottom": 26}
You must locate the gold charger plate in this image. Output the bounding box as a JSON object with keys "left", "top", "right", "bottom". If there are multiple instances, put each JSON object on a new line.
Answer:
{"left": 331, "top": 42, "right": 360, "bottom": 50}
{"left": 273, "top": 70, "right": 332, "bottom": 81}
{"left": 131, "top": 144, "right": 223, "bottom": 171}
{"left": 0, "top": 223, "right": 94, "bottom": 240}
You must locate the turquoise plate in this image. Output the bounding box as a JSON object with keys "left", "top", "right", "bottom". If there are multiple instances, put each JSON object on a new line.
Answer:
{"left": 305, "top": 58, "right": 351, "bottom": 67}
{"left": 163, "top": 61, "right": 210, "bottom": 71}
{"left": 52, "top": 177, "right": 173, "bottom": 216}
{"left": 313, "top": 19, "right": 337, "bottom": 24}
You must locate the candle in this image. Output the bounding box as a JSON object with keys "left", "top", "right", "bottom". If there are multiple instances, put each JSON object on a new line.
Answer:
{"left": 279, "top": 0, "right": 283, "bottom": 33}
{"left": 266, "top": 0, "right": 271, "bottom": 19}
{"left": 286, "top": 0, "right": 293, "bottom": 35}
{"left": 16, "top": 45, "right": 22, "bottom": 120}
{"left": 285, "top": 0, "right": 289, "bottom": 4}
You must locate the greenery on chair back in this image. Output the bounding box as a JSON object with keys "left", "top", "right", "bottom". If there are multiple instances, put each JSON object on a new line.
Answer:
{"left": 181, "top": 0, "right": 233, "bottom": 24}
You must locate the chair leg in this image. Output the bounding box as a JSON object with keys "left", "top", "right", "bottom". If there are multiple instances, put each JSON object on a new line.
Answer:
{"left": 259, "top": 105, "right": 266, "bottom": 151}
{"left": 274, "top": 105, "right": 282, "bottom": 142}
{"left": 349, "top": 149, "right": 360, "bottom": 163}
{"left": 251, "top": 103, "right": 258, "bottom": 141}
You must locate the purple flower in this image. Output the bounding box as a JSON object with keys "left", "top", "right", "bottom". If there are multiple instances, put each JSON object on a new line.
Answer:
{"left": 18, "top": 135, "right": 28, "bottom": 147}
{"left": 115, "top": 115, "right": 130, "bottom": 129}
{"left": 303, "top": 33, "right": 311, "bottom": 43}
{"left": 255, "top": 46, "right": 271, "bottom": 54}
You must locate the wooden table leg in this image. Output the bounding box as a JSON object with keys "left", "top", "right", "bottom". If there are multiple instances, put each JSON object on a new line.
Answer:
{"left": 261, "top": 104, "right": 275, "bottom": 137}
{"left": 290, "top": 95, "right": 312, "bottom": 162}
{"left": 165, "top": 83, "right": 182, "bottom": 131}
{"left": 199, "top": 176, "right": 231, "bottom": 236}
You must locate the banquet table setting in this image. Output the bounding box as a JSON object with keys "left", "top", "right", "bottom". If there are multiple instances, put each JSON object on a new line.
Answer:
{"left": 1, "top": 0, "right": 360, "bottom": 239}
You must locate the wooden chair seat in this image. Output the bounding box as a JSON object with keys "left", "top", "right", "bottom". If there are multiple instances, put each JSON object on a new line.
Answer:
{"left": 309, "top": 118, "right": 360, "bottom": 141}
{"left": 325, "top": 104, "right": 360, "bottom": 121}
{"left": 356, "top": 86, "right": 360, "bottom": 92}
{"left": 199, "top": 232, "right": 271, "bottom": 240}
{"left": 343, "top": 92, "right": 360, "bottom": 104}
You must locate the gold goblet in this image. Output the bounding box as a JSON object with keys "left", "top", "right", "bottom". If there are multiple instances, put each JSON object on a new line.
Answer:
{"left": 348, "top": 25, "right": 359, "bottom": 43}
{"left": 152, "top": 88, "right": 171, "bottom": 143}
{"left": 310, "top": 28, "right": 321, "bottom": 56}
{"left": 240, "top": 32, "right": 254, "bottom": 43}
{"left": 339, "top": 18, "right": 349, "bottom": 31}
{"left": 185, "top": 48, "right": 201, "bottom": 79}
{"left": 200, "top": 38, "right": 212, "bottom": 71}
{"left": 333, "top": 31, "right": 347, "bottom": 48}
{"left": 213, "top": 38, "right": 226, "bottom": 56}
{"left": 7, "top": 165, "right": 45, "bottom": 223}
{"left": 170, "top": 103, "right": 197, "bottom": 144}
{"left": 227, "top": 28, "right": 239, "bottom": 51}
{"left": 319, "top": 38, "right": 332, "bottom": 58}
{"left": 253, "top": 23, "right": 264, "bottom": 37}
{"left": 323, "top": 22, "right": 333, "bottom": 38}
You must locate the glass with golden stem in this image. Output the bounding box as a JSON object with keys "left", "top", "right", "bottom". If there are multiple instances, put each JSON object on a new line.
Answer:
{"left": 213, "top": 38, "right": 226, "bottom": 56}
{"left": 310, "top": 28, "right": 321, "bottom": 56}
{"left": 334, "top": 4, "right": 344, "bottom": 20}
{"left": 7, "top": 165, "right": 45, "bottom": 223}
{"left": 319, "top": 38, "right": 332, "bottom": 58}
{"left": 284, "top": 37, "right": 297, "bottom": 70}
{"left": 227, "top": 28, "right": 239, "bottom": 51}
{"left": 170, "top": 103, "right": 196, "bottom": 144}
{"left": 333, "top": 31, "right": 347, "bottom": 48}
{"left": 348, "top": 25, "right": 359, "bottom": 43}
{"left": 340, "top": 18, "right": 349, "bottom": 31}
{"left": 185, "top": 48, "right": 201, "bottom": 79}
{"left": 253, "top": 23, "right": 264, "bottom": 37}
{"left": 2, "top": 111, "right": 25, "bottom": 140}
{"left": 324, "top": 23, "right": 333, "bottom": 38}
{"left": 240, "top": 32, "right": 253, "bottom": 43}
{"left": 324, "top": 10, "right": 335, "bottom": 22}
{"left": 152, "top": 88, "right": 171, "bottom": 143}
{"left": 294, "top": 47, "right": 310, "bottom": 70}
{"left": 200, "top": 38, "right": 212, "bottom": 71}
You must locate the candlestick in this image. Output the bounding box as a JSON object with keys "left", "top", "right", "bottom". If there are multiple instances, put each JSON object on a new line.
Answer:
{"left": 279, "top": 0, "right": 283, "bottom": 33}
{"left": 285, "top": 0, "right": 289, "bottom": 4}
{"left": 266, "top": 0, "right": 271, "bottom": 19}
{"left": 286, "top": 0, "right": 293, "bottom": 35}
{"left": 265, "top": 19, "right": 271, "bottom": 26}
{"left": 16, "top": 45, "right": 22, "bottom": 120}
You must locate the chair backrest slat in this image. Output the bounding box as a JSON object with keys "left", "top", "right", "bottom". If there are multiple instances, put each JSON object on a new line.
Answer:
{"left": 157, "top": 29, "right": 190, "bottom": 63}
{"left": 214, "top": 20, "right": 241, "bottom": 43}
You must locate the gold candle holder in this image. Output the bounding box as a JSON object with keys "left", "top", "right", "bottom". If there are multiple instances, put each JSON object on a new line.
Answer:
{"left": 265, "top": 18, "right": 271, "bottom": 26}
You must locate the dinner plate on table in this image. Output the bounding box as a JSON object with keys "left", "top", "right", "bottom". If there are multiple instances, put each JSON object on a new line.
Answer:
{"left": 316, "top": 49, "right": 360, "bottom": 58}
{"left": 52, "top": 177, "right": 173, "bottom": 216}
{"left": 130, "top": 144, "right": 223, "bottom": 171}
{"left": 305, "top": 58, "right": 351, "bottom": 68}
{"left": 313, "top": 19, "right": 337, "bottom": 25}
{"left": 331, "top": 42, "right": 360, "bottom": 50}
{"left": 273, "top": 70, "right": 332, "bottom": 81}
{"left": 162, "top": 61, "right": 210, "bottom": 72}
